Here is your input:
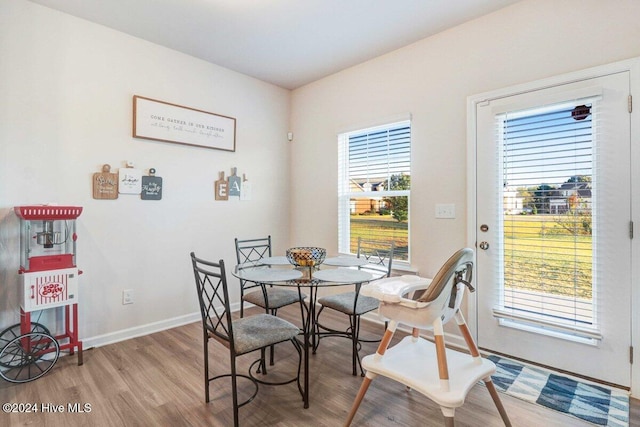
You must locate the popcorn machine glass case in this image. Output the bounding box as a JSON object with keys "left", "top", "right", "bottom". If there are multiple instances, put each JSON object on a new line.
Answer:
{"left": 15, "top": 205, "right": 82, "bottom": 312}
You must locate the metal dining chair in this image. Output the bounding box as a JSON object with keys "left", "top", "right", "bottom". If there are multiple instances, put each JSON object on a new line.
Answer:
{"left": 314, "top": 237, "right": 394, "bottom": 376}
{"left": 235, "top": 236, "right": 306, "bottom": 318}
{"left": 191, "top": 252, "right": 303, "bottom": 427}
{"left": 344, "top": 248, "right": 511, "bottom": 427}
{"left": 235, "top": 236, "right": 306, "bottom": 366}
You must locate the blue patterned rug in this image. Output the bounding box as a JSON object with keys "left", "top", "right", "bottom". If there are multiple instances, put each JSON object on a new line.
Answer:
{"left": 487, "top": 355, "right": 629, "bottom": 426}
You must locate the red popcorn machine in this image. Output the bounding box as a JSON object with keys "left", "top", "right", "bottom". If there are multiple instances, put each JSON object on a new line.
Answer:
{"left": 0, "top": 205, "right": 84, "bottom": 383}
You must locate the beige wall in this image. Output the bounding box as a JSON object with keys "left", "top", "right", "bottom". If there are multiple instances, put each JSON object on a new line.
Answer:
{"left": 290, "top": 0, "right": 640, "bottom": 279}
{"left": 3, "top": 0, "right": 640, "bottom": 390}
{"left": 0, "top": 0, "right": 292, "bottom": 345}
{"left": 289, "top": 0, "right": 640, "bottom": 393}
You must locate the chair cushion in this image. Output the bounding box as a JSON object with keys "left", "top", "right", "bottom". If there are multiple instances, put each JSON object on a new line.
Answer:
{"left": 318, "top": 291, "right": 379, "bottom": 315}
{"left": 244, "top": 287, "right": 305, "bottom": 309}
{"left": 232, "top": 314, "right": 300, "bottom": 355}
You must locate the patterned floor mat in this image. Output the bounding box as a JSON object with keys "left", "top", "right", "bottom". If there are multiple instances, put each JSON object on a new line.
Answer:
{"left": 487, "top": 355, "right": 629, "bottom": 426}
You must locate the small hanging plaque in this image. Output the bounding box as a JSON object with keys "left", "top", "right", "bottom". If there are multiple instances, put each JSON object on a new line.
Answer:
{"left": 240, "top": 173, "right": 252, "bottom": 201}
{"left": 228, "top": 167, "right": 241, "bottom": 197}
{"left": 141, "top": 168, "right": 163, "bottom": 200}
{"left": 93, "top": 164, "right": 119, "bottom": 199}
{"left": 119, "top": 161, "right": 142, "bottom": 194}
{"left": 215, "top": 171, "right": 229, "bottom": 200}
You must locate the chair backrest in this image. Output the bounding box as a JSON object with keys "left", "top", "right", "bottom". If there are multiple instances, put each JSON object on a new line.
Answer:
{"left": 235, "top": 236, "right": 272, "bottom": 264}
{"left": 190, "top": 252, "right": 235, "bottom": 350}
{"left": 371, "top": 248, "right": 474, "bottom": 330}
{"left": 414, "top": 248, "right": 474, "bottom": 325}
{"left": 357, "top": 237, "right": 395, "bottom": 278}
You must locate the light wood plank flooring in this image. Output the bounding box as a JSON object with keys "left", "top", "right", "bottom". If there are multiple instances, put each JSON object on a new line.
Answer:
{"left": 1, "top": 306, "right": 637, "bottom": 426}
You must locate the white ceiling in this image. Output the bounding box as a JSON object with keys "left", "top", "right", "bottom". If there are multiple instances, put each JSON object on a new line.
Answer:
{"left": 28, "top": 0, "right": 521, "bottom": 90}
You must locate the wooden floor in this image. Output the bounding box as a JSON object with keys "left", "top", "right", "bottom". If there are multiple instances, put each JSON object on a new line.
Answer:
{"left": 1, "top": 306, "right": 637, "bottom": 426}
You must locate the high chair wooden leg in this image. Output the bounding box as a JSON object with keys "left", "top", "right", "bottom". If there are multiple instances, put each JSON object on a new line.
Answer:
{"left": 433, "top": 318, "right": 450, "bottom": 390}
{"left": 484, "top": 378, "right": 512, "bottom": 427}
{"left": 344, "top": 375, "right": 373, "bottom": 427}
{"left": 376, "top": 323, "right": 396, "bottom": 356}
{"left": 457, "top": 312, "right": 511, "bottom": 425}
{"left": 441, "top": 407, "right": 456, "bottom": 426}
{"left": 455, "top": 311, "right": 480, "bottom": 357}
{"left": 344, "top": 322, "right": 398, "bottom": 426}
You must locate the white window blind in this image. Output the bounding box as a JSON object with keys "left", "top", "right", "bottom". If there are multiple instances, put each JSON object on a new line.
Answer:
{"left": 338, "top": 121, "right": 411, "bottom": 261}
{"left": 495, "top": 100, "right": 600, "bottom": 340}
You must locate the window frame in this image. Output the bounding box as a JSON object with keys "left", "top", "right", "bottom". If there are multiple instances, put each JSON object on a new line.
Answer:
{"left": 337, "top": 120, "right": 411, "bottom": 263}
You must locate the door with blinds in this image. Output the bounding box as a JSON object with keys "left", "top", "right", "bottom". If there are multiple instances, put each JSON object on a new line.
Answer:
{"left": 474, "top": 71, "right": 631, "bottom": 386}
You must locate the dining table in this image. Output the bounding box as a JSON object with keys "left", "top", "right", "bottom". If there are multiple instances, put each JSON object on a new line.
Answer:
{"left": 232, "top": 254, "right": 386, "bottom": 409}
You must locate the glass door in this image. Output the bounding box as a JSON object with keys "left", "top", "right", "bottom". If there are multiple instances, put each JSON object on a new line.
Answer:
{"left": 474, "top": 71, "right": 631, "bottom": 386}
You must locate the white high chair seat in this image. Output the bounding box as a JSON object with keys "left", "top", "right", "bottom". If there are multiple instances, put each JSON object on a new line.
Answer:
{"left": 362, "top": 337, "right": 495, "bottom": 413}
{"left": 344, "top": 248, "right": 512, "bottom": 427}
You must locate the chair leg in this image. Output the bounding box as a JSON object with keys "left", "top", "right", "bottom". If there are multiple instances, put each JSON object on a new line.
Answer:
{"left": 484, "top": 378, "right": 512, "bottom": 427}
{"left": 456, "top": 312, "right": 511, "bottom": 426}
{"left": 344, "top": 322, "right": 398, "bottom": 426}
{"left": 455, "top": 311, "right": 480, "bottom": 357}
{"left": 231, "top": 353, "right": 239, "bottom": 427}
{"left": 433, "top": 318, "right": 450, "bottom": 391}
{"left": 260, "top": 347, "right": 268, "bottom": 375}
{"left": 239, "top": 286, "right": 245, "bottom": 318}
{"left": 351, "top": 314, "right": 359, "bottom": 376}
{"left": 344, "top": 375, "right": 374, "bottom": 427}
{"left": 269, "top": 308, "right": 277, "bottom": 365}
{"left": 203, "top": 333, "right": 210, "bottom": 402}
{"left": 312, "top": 305, "right": 325, "bottom": 354}
{"left": 441, "top": 407, "right": 456, "bottom": 427}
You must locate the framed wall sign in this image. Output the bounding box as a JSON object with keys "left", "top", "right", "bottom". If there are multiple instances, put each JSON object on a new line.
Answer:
{"left": 133, "top": 95, "right": 236, "bottom": 152}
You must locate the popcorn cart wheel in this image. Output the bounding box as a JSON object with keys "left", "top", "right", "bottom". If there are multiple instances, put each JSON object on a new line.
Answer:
{"left": 0, "top": 321, "right": 52, "bottom": 348}
{"left": 0, "top": 321, "right": 60, "bottom": 383}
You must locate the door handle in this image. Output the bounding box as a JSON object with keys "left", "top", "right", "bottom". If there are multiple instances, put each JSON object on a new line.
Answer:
{"left": 479, "top": 241, "right": 490, "bottom": 250}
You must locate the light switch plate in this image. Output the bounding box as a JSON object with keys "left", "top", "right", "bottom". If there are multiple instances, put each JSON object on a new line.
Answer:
{"left": 435, "top": 203, "right": 456, "bottom": 219}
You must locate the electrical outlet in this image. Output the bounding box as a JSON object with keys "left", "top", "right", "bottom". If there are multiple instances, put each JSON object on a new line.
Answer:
{"left": 435, "top": 203, "right": 456, "bottom": 219}
{"left": 122, "top": 289, "right": 134, "bottom": 305}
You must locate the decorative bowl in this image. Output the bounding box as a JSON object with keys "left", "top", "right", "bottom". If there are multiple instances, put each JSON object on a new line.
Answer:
{"left": 286, "top": 247, "right": 326, "bottom": 267}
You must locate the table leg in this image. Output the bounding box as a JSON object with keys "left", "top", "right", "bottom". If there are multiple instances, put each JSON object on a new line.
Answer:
{"left": 297, "top": 283, "right": 318, "bottom": 409}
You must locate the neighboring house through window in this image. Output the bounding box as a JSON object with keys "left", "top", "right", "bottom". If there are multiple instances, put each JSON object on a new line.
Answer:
{"left": 338, "top": 120, "right": 411, "bottom": 261}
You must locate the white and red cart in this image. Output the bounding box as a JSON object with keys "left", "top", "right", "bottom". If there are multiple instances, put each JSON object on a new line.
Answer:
{"left": 0, "top": 206, "right": 83, "bottom": 383}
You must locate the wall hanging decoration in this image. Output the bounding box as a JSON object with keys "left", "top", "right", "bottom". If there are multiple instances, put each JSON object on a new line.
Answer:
{"left": 133, "top": 95, "right": 236, "bottom": 152}
{"left": 92, "top": 164, "right": 118, "bottom": 199}
{"left": 118, "top": 161, "right": 142, "bottom": 194}
{"left": 141, "top": 168, "right": 163, "bottom": 200}
{"left": 228, "top": 167, "right": 241, "bottom": 197}
{"left": 214, "top": 168, "right": 253, "bottom": 201}
{"left": 240, "top": 174, "right": 252, "bottom": 201}
{"left": 215, "top": 171, "right": 229, "bottom": 200}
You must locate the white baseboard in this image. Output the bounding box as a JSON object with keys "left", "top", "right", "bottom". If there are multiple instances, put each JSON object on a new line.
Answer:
{"left": 80, "top": 302, "right": 467, "bottom": 353}
{"left": 81, "top": 302, "right": 243, "bottom": 349}
{"left": 81, "top": 311, "right": 202, "bottom": 350}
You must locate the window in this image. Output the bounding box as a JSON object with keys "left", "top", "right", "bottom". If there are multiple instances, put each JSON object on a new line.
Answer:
{"left": 338, "top": 120, "right": 411, "bottom": 261}
{"left": 496, "top": 101, "right": 597, "bottom": 337}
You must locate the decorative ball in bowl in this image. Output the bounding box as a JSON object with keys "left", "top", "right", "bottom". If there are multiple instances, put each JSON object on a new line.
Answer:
{"left": 286, "top": 247, "right": 327, "bottom": 267}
